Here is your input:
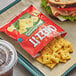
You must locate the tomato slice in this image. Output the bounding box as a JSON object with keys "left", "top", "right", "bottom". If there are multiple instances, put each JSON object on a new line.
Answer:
{"left": 57, "top": 7, "right": 76, "bottom": 11}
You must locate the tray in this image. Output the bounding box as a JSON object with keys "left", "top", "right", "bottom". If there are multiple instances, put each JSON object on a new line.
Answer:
{"left": 0, "top": 36, "right": 76, "bottom": 76}
{"left": 0, "top": 0, "right": 20, "bottom": 14}
{"left": 18, "top": 52, "right": 76, "bottom": 76}
{"left": 1, "top": 37, "right": 76, "bottom": 76}
{"left": 0, "top": 0, "right": 76, "bottom": 76}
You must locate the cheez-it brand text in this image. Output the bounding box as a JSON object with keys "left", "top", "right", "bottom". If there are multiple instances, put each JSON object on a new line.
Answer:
{"left": 29, "top": 25, "right": 57, "bottom": 47}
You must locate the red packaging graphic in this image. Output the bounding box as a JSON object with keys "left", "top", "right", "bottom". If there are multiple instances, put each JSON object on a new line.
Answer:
{"left": 0, "top": 5, "right": 66, "bottom": 57}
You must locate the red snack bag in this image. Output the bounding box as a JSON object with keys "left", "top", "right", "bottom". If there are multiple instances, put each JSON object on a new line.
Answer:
{"left": 0, "top": 5, "right": 66, "bottom": 58}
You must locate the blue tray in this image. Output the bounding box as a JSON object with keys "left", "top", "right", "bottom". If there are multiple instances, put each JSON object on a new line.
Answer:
{"left": 18, "top": 53, "right": 76, "bottom": 76}
{"left": 0, "top": 38, "right": 76, "bottom": 76}
{"left": 0, "top": 0, "right": 20, "bottom": 14}
{"left": 18, "top": 53, "right": 44, "bottom": 76}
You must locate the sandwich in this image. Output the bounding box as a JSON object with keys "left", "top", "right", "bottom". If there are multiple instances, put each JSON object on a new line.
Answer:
{"left": 41, "top": 0, "right": 76, "bottom": 21}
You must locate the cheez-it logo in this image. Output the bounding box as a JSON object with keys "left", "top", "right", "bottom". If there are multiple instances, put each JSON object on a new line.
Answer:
{"left": 29, "top": 25, "right": 57, "bottom": 47}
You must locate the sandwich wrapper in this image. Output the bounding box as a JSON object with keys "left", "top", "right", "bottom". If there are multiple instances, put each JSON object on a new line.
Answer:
{"left": 0, "top": 0, "right": 76, "bottom": 76}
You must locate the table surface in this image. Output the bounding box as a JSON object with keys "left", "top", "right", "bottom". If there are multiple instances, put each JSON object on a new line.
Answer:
{"left": 14, "top": 63, "right": 32, "bottom": 76}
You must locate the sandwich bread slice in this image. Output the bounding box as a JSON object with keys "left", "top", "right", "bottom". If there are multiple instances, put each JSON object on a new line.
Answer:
{"left": 41, "top": 0, "right": 76, "bottom": 21}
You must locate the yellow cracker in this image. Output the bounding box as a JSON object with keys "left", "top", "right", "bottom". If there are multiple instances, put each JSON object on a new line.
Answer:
{"left": 46, "top": 63, "right": 56, "bottom": 69}
{"left": 49, "top": 43, "right": 61, "bottom": 52}
{"left": 59, "top": 59, "right": 67, "bottom": 63}
{"left": 62, "top": 52, "right": 71, "bottom": 60}
{"left": 57, "top": 49, "right": 71, "bottom": 59}
{"left": 36, "top": 56, "right": 44, "bottom": 64}
{"left": 50, "top": 55, "right": 60, "bottom": 63}
{"left": 57, "top": 38, "right": 66, "bottom": 46}
{"left": 36, "top": 36, "right": 73, "bottom": 69}
{"left": 42, "top": 55, "right": 53, "bottom": 64}
{"left": 41, "top": 46, "right": 52, "bottom": 55}
{"left": 53, "top": 53, "right": 61, "bottom": 59}
{"left": 63, "top": 40, "right": 73, "bottom": 53}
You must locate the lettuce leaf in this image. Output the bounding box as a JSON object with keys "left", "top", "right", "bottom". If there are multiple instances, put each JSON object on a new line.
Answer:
{"left": 41, "top": 0, "right": 76, "bottom": 21}
{"left": 60, "top": 15, "right": 76, "bottom": 21}
{"left": 41, "top": 0, "right": 52, "bottom": 14}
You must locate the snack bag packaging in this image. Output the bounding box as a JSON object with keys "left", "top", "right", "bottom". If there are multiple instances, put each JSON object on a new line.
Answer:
{"left": 0, "top": 5, "right": 67, "bottom": 58}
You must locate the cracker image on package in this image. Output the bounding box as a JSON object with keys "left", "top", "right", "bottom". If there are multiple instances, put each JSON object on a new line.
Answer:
{"left": 0, "top": 5, "right": 67, "bottom": 58}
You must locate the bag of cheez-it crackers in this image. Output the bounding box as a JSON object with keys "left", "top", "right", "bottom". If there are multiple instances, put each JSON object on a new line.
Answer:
{"left": 0, "top": 5, "right": 66, "bottom": 58}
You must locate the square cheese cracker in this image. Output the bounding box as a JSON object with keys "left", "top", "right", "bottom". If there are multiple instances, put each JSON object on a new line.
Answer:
{"left": 36, "top": 36, "right": 73, "bottom": 69}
